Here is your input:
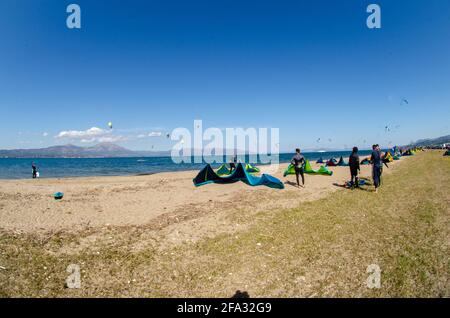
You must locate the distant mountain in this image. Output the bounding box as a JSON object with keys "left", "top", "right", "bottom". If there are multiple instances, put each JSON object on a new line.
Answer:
{"left": 302, "top": 147, "right": 355, "bottom": 152}
{"left": 0, "top": 143, "right": 170, "bottom": 158}
{"left": 410, "top": 135, "right": 450, "bottom": 147}
{"left": 2, "top": 135, "right": 448, "bottom": 158}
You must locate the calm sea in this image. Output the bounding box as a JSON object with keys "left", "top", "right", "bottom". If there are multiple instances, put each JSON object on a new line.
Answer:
{"left": 0, "top": 151, "right": 374, "bottom": 179}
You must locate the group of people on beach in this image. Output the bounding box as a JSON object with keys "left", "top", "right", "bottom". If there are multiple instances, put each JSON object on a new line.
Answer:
{"left": 30, "top": 146, "right": 389, "bottom": 192}
{"left": 290, "top": 145, "right": 388, "bottom": 193}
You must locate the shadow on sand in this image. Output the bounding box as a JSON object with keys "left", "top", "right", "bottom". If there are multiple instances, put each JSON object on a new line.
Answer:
{"left": 231, "top": 290, "right": 250, "bottom": 298}
{"left": 332, "top": 177, "right": 372, "bottom": 191}
{"left": 284, "top": 181, "right": 304, "bottom": 188}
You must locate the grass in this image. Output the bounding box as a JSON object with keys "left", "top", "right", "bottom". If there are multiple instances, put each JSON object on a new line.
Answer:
{"left": 0, "top": 151, "right": 449, "bottom": 297}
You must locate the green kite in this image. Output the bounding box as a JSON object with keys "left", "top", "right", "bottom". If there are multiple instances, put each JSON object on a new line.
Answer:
{"left": 283, "top": 160, "right": 333, "bottom": 177}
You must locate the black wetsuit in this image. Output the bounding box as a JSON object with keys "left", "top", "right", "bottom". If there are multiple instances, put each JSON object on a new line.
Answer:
{"left": 291, "top": 153, "right": 305, "bottom": 186}
{"left": 349, "top": 152, "right": 360, "bottom": 187}
{"left": 32, "top": 164, "right": 37, "bottom": 179}
{"left": 229, "top": 156, "right": 237, "bottom": 173}
{"left": 370, "top": 150, "right": 382, "bottom": 188}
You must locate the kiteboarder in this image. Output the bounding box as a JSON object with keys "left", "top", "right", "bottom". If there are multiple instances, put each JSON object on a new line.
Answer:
{"left": 370, "top": 145, "right": 382, "bottom": 193}
{"left": 31, "top": 162, "right": 38, "bottom": 179}
{"left": 349, "top": 147, "right": 360, "bottom": 188}
{"left": 291, "top": 148, "right": 306, "bottom": 187}
{"left": 229, "top": 154, "right": 237, "bottom": 173}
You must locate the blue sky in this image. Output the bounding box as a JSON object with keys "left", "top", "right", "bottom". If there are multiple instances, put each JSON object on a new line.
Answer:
{"left": 0, "top": 0, "right": 449, "bottom": 151}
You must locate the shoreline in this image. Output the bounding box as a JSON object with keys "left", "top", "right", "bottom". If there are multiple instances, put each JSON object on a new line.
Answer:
{"left": 0, "top": 158, "right": 404, "bottom": 234}
{"left": 0, "top": 150, "right": 378, "bottom": 181}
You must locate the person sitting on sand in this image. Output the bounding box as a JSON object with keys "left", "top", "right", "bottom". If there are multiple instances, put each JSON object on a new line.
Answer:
{"left": 291, "top": 148, "right": 306, "bottom": 187}
{"left": 349, "top": 147, "right": 360, "bottom": 188}
{"left": 31, "top": 162, "right": 38, "bottom": 179}
{"left": 370, "top": 145, "right": 382, "bottom": 193}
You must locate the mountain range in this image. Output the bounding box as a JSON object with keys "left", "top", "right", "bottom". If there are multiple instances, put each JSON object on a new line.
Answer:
{"left": 410, "top": 135, "right": 450, "bottom": 147}
{"left": 0, "top": 134, "right": 448, "bottom": 158}
{"left": 0, "top": 143, "right": 270, "bottom": 158}
{"left": 0, "top": 143, "right": 170, "bottom": 158}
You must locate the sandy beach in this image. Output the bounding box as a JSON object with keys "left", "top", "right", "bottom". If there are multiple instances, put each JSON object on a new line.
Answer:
{"left": 1, "top": 152, "right": 449, "bottom": 297}
{"left": 2, "top": 1, "right": 450, "bottom": 301}
{"left": 0, "top": 160, "right": 400, "bottom": 235}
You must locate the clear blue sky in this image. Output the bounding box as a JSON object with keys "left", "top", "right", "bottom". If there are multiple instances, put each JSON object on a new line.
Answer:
{"left": 0, "top": 0, "right": 449, "bottom": 151}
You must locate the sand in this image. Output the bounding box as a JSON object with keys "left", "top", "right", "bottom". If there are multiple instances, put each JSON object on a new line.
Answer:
{"left": 0, "top": 160, "right": 402, "bottom": 235}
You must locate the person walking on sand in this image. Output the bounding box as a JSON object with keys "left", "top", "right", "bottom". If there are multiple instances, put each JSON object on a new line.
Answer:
{"left": 370, "top": 144, "right": 382, "bottom": 193}
{"left": 31, "top": 162, "right": 38, "bottom": 179}
{"left": 349, "top": 146, "right": 360, "bottom": 188}
{"left": 291, "top": 148, "right": 306, "bottom": 187}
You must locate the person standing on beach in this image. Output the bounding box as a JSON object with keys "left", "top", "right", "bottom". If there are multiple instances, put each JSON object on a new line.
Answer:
{"left": 291, "top": 148, "right": 306, "bottom": 187}
{"left": 349, "top": 147, "right": 360, "bottom": 188}
{"left": 370, "top": 144, "right": 382, "bottom": 193}
{"left": 229, "top": 154, "right": 237, "bottom": 173}
{"left": 31, "top": 162, "right": 38, "bottom": 179}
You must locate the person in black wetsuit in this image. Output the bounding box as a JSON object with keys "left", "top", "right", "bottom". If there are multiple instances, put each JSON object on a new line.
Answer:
{"left": 229, "top": 154, "right": 237, "bottom": 173}
{"left": 291, "top": 148, "right": 306, "bottom": 187}
{"left": 31, "top": 162, "right": 38, "bottom": 179}
{"left": 349, "top": 147, "right": 360, "bottom": 188}
{"left": 370, "top": 144, "right": 383, "bottom": 193}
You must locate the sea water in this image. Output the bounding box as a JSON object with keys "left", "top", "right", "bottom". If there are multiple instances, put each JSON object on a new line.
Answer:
{"left": 0, "top": 151, "right": 374, "bottom": 179}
